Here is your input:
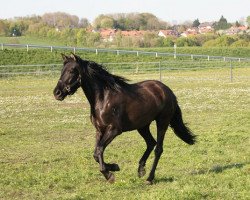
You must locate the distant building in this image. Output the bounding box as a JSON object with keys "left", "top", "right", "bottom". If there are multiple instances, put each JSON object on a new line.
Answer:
{"left": 181, "top": 28, "right": 199, "bottom": 37}
{"left": 198, "top": 22, "right": 214, "bottom": 34}
{"left": 99, "top": 29, "right": 117, "bottom": 42}
{"left": 158, "top": 30, "right": 179, "bottom": 37}
{"left": 99, "top": 29, "right": 151, "bottom": 42}
{"left": 225, "top": 26, "right": 249, "bottom": 35}
{"left": 120, "top": 30, "right": 147, "bottom": 37}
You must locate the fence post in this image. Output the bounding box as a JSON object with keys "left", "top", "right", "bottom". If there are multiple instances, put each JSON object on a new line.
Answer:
{"left": 156, "top": 52, "right": 158, "bottom": 57}
{"left": 1, "top": 43, "right": 3, "bottom": 50}
{"left": 50, "top": 46, "right": 53, "bottom": 52}
{"left": 174, "top": 44, "right": 176, "bottom": 59}
{"left": 96, "top": 49, "right": 98, "bottom": 55}
{"left": 117, "top": 50, "right": 119, "bottom": 56}
{"left": 159, "top": 62, "right": 162, "bottom": 82}
{"left": 230, "top": 60, "right": 233, "bottom": 82}
{"left": 137, "top": 51, "right": 139, "bottom": 57}
{"left": 191, "top": 54, "right": 193, "bottom": 60}
{"left": 73, "top": 47, "right": 76, "bottom": 54}
{"left": 207, "top": 55, "right": 210, "bottom": 61}
{"left": 135, "top": 62, "right": 139, "bottom": 73}
{"left": 26, "top": 45, "right": 29, "bottom": 52}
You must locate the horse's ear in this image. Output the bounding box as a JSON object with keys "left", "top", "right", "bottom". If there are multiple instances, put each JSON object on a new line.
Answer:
{"left": 70, "top": 53, "right": 79, "bottom": 62}
{"left": 61, "top": 54, "right": 69, "bottom": 62}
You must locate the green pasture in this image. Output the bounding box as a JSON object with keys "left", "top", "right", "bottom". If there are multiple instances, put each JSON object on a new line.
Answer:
{"left": 0, "top": 43, "right": 250, "bottom": 67}
{"left": 0, "top": 36, "right": 65, "bottom": 47}
{"left": 0, "top": 68, "right": 250, "bottom": 199}
{"left": 1, "top": 36, "right": 250, "bottom": 58}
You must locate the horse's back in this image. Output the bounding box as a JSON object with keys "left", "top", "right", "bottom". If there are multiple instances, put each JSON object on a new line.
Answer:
{"left": 134, "top": 80, "right": 176, "bottom": 102}
{"left": 121, "top": 80, "right": 176, "bottom": 130}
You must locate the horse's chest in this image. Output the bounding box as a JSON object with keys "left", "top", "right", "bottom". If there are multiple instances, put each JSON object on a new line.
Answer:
{"left": 94, "top": 103, "right": 122, "bottom": 128}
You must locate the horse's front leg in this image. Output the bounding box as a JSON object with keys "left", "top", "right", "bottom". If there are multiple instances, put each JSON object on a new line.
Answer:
{"left": 93, "top": 132, "right": 120, "bottom": 172}
{"left": 94, "top": 126, "right": 120, "bottom": 183}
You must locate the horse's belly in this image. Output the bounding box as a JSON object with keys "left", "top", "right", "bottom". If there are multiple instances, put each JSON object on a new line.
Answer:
{"left": 122, "top": 103, "right": 162, "bottom": 131}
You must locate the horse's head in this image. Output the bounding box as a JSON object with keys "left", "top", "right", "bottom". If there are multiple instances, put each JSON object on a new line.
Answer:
{"left": 53, "top": 54, "right": 82, "bottom": 101}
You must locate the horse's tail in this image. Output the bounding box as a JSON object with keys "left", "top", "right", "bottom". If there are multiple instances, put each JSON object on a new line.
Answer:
{"left": 170, "top": 104, "right": 196, "bottom": 145}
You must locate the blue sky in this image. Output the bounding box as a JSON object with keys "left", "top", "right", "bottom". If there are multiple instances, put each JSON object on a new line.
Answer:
{"left": 0, "top": 0, "right": 249, "bottom": 23}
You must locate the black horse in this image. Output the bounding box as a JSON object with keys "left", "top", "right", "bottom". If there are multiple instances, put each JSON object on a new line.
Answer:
{"left": 53, "top": 54, "right": 196, "bottom": 184}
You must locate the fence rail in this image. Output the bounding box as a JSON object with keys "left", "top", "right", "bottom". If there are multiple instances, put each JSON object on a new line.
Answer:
{"left": 1, "top": 43, "right": 250, "bottom": 62}
{"left": 1, "top": 60, "right": 249, "bottom": 82}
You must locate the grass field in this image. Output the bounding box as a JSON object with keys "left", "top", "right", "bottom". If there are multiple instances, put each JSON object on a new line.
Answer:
{"left": 0, "top": 68, "right": 250, "bottom": 200}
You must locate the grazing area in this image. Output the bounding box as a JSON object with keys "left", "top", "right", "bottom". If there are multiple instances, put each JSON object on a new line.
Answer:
{"left": 1, "top": 47, "right": 250, "bottom": 66}
{"left": 0, "top": 68, "right": 250, "bottom": 199}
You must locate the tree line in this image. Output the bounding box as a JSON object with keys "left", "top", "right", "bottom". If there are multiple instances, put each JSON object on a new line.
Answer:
{"left": 0, "top": 12, "right": 249, "bottom": 48}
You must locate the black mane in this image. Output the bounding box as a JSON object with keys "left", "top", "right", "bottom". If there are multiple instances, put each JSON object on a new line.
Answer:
{"left": 80, "top": 59, "right": 131, "bottom": 92}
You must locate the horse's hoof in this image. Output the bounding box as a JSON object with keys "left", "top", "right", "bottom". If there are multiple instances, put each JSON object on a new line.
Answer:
{"left": 138, "top": 168, "right": 146, "bottom": 178}
{"left": 106, "top": 163, "right": 120, "bottom": 171}
{"left": 107, "top": 173, "right": 115, "bottom": 184}
{"left": 145, "top": 180, "right": 153, "bottom": 185}
{"left": 112, "top": 163, "right": 120, "bottom": 171}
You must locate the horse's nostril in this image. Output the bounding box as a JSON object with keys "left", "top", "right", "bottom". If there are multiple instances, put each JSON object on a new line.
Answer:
{"left": 56, "top": 90, "right": 61, "bottom": 96}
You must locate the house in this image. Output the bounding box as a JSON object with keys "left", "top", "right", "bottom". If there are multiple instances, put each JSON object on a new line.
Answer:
{"left": 181, "top": 28, "right": 199, "bottom": 37}
{"left": 225, "top": 25, "right": 249, "bottom": 35}
{"left": 198, "top": 22, "right": 214, "bottom": 34}
{"left": 158, "top": 30, "right": 179, "bottom": 37}
{"left": 237, "top": 25, "right": 248, "bottom": 31}
{"left": 120, "top": 30, "right": 147, "bottom": 37}
{"left": 99, "top": 29, "right": 154, "bottom": 42}
{"left": 99, "top": 29, "right": 117, "bottom": 42}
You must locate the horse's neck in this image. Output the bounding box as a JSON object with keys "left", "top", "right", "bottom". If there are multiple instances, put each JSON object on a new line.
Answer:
{"left": 80, "top": 77, "right": 103, "bottom": 116}
{"left": 81, "top": 78, "right": 96, "bottom": 106}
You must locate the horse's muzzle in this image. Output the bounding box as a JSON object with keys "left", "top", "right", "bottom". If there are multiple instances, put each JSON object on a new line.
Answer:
{"left": 54, "top": 88, "right": 66, "bottom": 101}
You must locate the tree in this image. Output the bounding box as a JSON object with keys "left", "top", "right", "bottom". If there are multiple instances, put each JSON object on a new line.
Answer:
{"left": 76, "top": 29, "right": 88, "bottom": 46}
{"left": 247, "top": 16, "right": 250, "bottom": 26}
{"left": 42, "top": 12, "right": 79, "bottom": 28}
{"left": 235, "top": 21, "right": 241, "bottom": 27}
{"left": 93, "top": 15, "right": 115, "bottom": 29}
{"left": 60, "top": 28, "right": 77, "bottom": 46}
{"left": 93, "top": 12, "right": 169, "bottom": 31}
{"left": 0, "top": 20, "right": 8, "bottom": 36}
{"left": 163, "top": 37, "right": 174, "bottom": 47}
{"left": 214, "top": 15, "right": 231, "bottom": 30}
{"left": 86, "top": 32, "right": 100, "bottom": 46}
{"left": 114, "top": 30, "right": 123, "bottom": 47}
{"left": 147, "top": 17, "right": 161, "bottom": 30}
{"left": 79, "top": 18, "right": 90, "bottom": 28}
{"left": 183, "top": 20, "right": 192, "bottom": 28}
{"left": 100, "top": 17, "right": 115, "bottom": 29}
{"left": 231, "top": 39, "right": 249, "bottom": 47}
{"left": 143, "top": 32, "right": 157, "bottom": 47}
{"left": 174, "top": 25, "right": 187, "bottom": 33}
{"left": 9, "top": 23, "right": 22, "bottom": 36}
{"left": 192, "top": 19, "right": 200, "bottom": 27}
{"left": 176, "top": 37, "right": 199, "bottom": 47}
{"left": 203, "top": 35, "right": 236, "bottom": 47}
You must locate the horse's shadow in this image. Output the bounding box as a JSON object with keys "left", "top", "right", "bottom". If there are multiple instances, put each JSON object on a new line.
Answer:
{"left": 154, "top": 176, "right": 175, "bottom": 184}
{"left": 190, "top": 162, "right": 247, "bottom": 175}
{"left": 154, "top": 162, "right": 248, "bottom": 184}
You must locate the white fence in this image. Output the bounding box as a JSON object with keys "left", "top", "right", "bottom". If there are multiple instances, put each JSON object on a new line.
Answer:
{"left": 1, "top": 60, "right": 249, "bottom": 82}
{"left": 1, "top": 43, "right": 250, "bottom": 62}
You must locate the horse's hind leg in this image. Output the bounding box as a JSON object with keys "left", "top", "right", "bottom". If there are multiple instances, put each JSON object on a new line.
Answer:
{"left": 146, "top": 119, "right": 170, "bottom": 184}
{"left": 137, "top": 125, "right": 156, "bottom": 178}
